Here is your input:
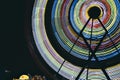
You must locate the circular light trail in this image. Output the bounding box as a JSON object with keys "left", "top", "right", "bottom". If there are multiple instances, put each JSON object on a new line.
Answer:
{"left": 32, "top": 0, "right": 120, "bottom": 79}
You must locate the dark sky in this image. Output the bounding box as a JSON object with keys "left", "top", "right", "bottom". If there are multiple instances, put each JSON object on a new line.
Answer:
{"left": 0, "top": 0, "right": 42, "bottom": 78}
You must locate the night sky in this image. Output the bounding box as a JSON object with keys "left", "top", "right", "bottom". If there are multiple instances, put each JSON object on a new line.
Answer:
{"left": 0, "top": 0, "right": 42, "bottom": 78}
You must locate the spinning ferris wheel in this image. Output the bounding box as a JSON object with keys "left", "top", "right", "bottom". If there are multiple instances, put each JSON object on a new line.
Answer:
{"left": 26, "top": 0, "right": 120, "bottom": 80}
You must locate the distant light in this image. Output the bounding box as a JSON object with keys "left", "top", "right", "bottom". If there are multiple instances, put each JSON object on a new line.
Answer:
{"left": 19, "top": 75, "right": 29, "bottom": 80}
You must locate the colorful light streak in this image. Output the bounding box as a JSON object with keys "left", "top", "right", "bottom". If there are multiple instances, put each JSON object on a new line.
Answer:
{"left": 32, "top": 0, "right": 120, "bottom": 79}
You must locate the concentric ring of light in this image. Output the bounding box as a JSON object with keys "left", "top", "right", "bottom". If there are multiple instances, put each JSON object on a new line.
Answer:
{"left": 32, "top": 0, "right": 120, "bottom": 79}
